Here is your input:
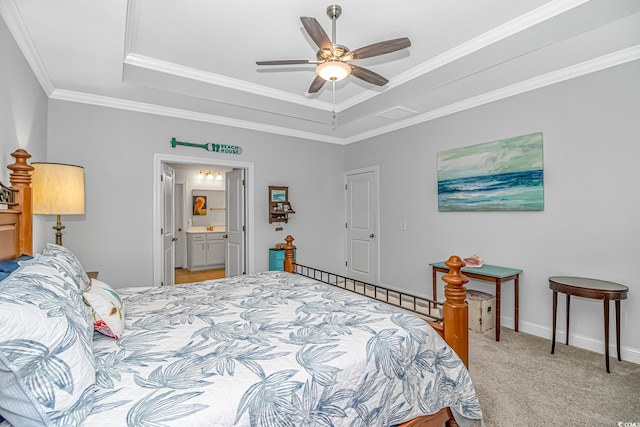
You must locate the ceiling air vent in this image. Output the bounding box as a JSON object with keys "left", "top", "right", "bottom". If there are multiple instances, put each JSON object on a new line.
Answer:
{"left": 376, "top": 106, "right": 418, "bottom": 120}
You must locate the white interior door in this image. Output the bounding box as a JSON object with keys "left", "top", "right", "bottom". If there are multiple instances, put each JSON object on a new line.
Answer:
{"left": 346, "top": 169, "right": 378, "bottom": 284}
{"left": 174, "top": 182, "right": 185, "bottom": 269}
{"left": 225, "top": 169, "right": 246, "bottom": 277}
{"left": 162, "top": 164, "right": 176, "bottom": 286}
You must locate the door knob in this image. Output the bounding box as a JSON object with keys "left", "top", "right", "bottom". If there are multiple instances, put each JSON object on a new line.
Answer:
{"left": 178, "top": 228, "right": 182, "bottom": 232}
{"left": 172, "top": 237, "right": 178, "bottom": 242}
{"left": 370, "top": 234, "right": 375, "bottom": 238}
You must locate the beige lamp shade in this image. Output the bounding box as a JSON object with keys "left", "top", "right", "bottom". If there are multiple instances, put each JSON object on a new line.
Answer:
{"left": 32, "top": 162, "right": 85, "bottom": 215}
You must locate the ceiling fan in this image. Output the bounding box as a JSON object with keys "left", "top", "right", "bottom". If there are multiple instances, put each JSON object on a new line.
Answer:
{"left": 256, "top": 4, "right": 411, "bottom": 93}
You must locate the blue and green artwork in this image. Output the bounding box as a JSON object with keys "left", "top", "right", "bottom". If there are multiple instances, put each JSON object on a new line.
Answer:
{"left": 437, "top": 132, "right": 544, "bottom": 211}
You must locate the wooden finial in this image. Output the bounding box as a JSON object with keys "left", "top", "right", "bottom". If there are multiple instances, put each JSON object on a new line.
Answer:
{"left": 6, "top": 149, "right": 33, "bottom": 256}
{"left": 442, "top": 255, "right": 469, "bottom": 367}
{"left": 283, "top": 235, "right": 296, "bottom": 273}
{"left": 443, "top": 255, "right": 469, "bottom": 305}
{"left": 8, "top": 149, "right": 33, "bottom": 187}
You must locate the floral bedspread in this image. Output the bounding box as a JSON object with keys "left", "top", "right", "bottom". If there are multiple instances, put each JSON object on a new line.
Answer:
{"left": 83, "top": 271, "right": 482, "bottom": 426}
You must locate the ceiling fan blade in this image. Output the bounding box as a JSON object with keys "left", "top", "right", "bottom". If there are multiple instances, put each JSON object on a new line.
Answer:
{"left": 308, "top": 75, "right": 326, "bottom": 93}
{"left": 342, "top": 37, "right": 411, "bottom": 62}
{"left": 256, "top": 60, "right": 315, "bottom": 65}
{"left": 300, "top": 17, "right": 334, "bottom": 56}
{"left": 350, "top": 65, "right": 389, "bottom": 86}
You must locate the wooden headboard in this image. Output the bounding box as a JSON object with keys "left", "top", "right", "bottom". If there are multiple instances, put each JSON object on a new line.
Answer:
{"left": 0, "top": 149, "right": 33, "bottom": 261}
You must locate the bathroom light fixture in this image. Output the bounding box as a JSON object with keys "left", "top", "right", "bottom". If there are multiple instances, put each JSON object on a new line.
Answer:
{"left": 316, "top": 60, "right": 351, "bottom": 82}
{"left": 197, "top": 170, "right": 204, "bottom": 179}
{"left": 205, "top": 171, "right": 213, "bottom": 180}
{"left": 215, "top": 171, "right": 223, "bottom": 181}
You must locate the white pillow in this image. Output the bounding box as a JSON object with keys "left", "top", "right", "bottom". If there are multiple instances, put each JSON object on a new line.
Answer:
{"left": 41, "top": 244, "right": 90, "bottom": 292}
{"left": 83, "top": 279, "right": 125, "bottom": 339}
{"left": 0, "top": 261, "right": 95, "bottom": 426}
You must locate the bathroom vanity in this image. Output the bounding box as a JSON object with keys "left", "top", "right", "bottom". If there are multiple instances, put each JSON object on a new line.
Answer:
{"left": 187, "top": 227, "right": 225, "bottom": 271}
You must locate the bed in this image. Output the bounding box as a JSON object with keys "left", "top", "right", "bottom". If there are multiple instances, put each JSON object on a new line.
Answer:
{"left": 0, "top": 149, "right": 482, "bottom": 427}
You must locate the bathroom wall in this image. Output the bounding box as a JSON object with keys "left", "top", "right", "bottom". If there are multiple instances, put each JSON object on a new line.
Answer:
{"left": 191, "top": 190, "right": 225, "bottom": 227}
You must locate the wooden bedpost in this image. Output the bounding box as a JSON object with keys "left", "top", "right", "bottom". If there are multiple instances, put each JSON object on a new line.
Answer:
{"left": 442, "top": 255, "right": 469, "bottom": 367}
{"left": 7, "top": 149, "right": 33, "bottom": 256}
{"left": 282, "top": 235, "right": 296, "bottom": 273}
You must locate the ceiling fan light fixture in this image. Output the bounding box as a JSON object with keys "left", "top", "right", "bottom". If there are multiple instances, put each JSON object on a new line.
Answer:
{"left": 316, "top": 61, "right": 351, "bottom": 82}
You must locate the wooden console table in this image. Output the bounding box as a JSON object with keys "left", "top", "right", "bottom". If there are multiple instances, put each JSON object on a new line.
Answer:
{"left": 430, "top": 262, "right": 522, "bottom": 341}
{"left": 549, "top": 276, "right": 628, "bottom": 373}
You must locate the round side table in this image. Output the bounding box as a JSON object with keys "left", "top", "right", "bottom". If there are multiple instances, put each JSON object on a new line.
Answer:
{"left": 549, "top": 276, "right": 628, "bottom": 373}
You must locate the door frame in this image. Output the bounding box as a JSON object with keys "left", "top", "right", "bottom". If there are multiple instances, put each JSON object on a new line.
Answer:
{"left": 344, "top": 165, "right": 380, "bottom": 282}
{"left": 153, "top": 153, "right": 255, "bottom": 287}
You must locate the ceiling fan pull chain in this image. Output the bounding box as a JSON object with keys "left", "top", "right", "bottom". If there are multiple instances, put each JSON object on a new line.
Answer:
{"left": 332, "top": 81, "right": 336, "bottom": 106}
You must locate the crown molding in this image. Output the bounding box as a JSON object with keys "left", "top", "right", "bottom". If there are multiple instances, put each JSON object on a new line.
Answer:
{"left": 50, "top": 45, "right": 639, "bottom": 146}
{"left": 337, "top": 0, "right": 592, "bottom": 111}
{"left": 125, "top": 53, "right": 335, "bottom": 112}
{"left": 49, "top": 89, "right": 344, "bottom": 144}
{"left": 123, "top": 0, "right": 591, "bottom": 115}
{"left": 0, "top": 0, "right": 54, "bottom": 95}
{"left": 343, "top": 45, "right": 640, "bottom": 144}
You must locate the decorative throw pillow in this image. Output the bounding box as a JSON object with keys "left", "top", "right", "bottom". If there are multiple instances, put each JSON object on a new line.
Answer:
{"left": 0, "top": 261, "right": 95, "bottom": 426}
{"left": 41, "top": 243, "right": 90, "bottom": 291}
{"left": 83, "top": 279, "right": 125, "bottom": 339}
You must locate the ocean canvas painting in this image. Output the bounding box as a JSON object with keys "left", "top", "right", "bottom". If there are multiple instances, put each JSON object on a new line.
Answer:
{"left": 437, "top": 132, "right": 544, "bottom": 211}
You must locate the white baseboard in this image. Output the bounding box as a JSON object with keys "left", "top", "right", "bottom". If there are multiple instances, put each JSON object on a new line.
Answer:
{"left": 500, "top": 316, "right": 640, "bottom": 366}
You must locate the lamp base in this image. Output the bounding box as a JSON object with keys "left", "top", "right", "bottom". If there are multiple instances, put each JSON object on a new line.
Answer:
{"left": 53, "top": 214, "right": 65, "bottom": 246}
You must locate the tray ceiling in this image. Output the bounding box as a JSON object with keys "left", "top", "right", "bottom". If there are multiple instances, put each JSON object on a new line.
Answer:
{"left": 2, "top": 0, "right": 639, "bottom": 144}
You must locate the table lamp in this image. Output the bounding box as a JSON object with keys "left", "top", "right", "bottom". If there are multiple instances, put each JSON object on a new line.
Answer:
{"left": 31, "top": 162, "right": 85, "bottom": 246}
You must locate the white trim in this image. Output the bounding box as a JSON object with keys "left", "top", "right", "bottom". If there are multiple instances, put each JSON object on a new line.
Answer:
{"left": 126, "top": 0, "right": 591, "bottom": 115}
{"left": 339, "top": 0, "right": 592, "bottom": 111}
{"left": 123, "top": 0, "right": 136, "bottom": 60}
{"left": 125, "top": 53, "right": 335, "bottom": 112}
{"left": 50, "top": 89, "right": 344, "bottom": 145}
{"left": 0, "top": 0, "right": 54, "bottom": 95}
{"left": 342, "top": 45, "right": 640, "bottom": 144}
{"left": 152, "top": 152, "right": 255, "bottom": 287}
{"left": 344, "top": 166, "right": 380, "bottom": 284}
{"left": 514, "top": 318, "right": 640, "bottom": 366}
{"left": 48, "top": 46, "right": 640, "bottom": 146}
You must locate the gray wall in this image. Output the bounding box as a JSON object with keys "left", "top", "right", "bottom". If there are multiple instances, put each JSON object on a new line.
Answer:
{"left": 45, "top": 100, "right": 346, "bottom": 287}
{"left": 0, "top": 16, "right": 47, "bottom": 251}
{"left": 345, "top": 60, "right": 640, "bottom": 361}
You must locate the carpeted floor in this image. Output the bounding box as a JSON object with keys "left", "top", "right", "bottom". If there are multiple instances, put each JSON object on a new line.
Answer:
{"left": 468, "top": 328, "right": 640, "bottom": 426}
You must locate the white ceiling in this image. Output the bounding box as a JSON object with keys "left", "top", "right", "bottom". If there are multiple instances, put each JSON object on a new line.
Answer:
{"left": 2, "top": 0, "right": 640, "bottom": 145}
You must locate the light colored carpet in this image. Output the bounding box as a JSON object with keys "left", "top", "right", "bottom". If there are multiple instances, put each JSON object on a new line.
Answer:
{"left": 468, "top": 328, "right": 640, "bottom": 426}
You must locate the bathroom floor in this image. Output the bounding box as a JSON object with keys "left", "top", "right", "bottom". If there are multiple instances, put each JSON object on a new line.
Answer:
{"left": 174, "top": 267, "right": 225, "bottom": 284}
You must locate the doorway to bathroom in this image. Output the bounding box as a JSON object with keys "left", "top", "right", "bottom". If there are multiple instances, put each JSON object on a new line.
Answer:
{"left": 152, "top": 153, "right": 254, "bottom": 287}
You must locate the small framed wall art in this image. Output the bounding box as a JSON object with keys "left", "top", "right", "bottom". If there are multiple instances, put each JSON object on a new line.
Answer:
{"left": 270, "top": 186, "right": 288, "bottom": 203}
{"left": 193, "top": 195, "right": 207, "bottom": 215}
